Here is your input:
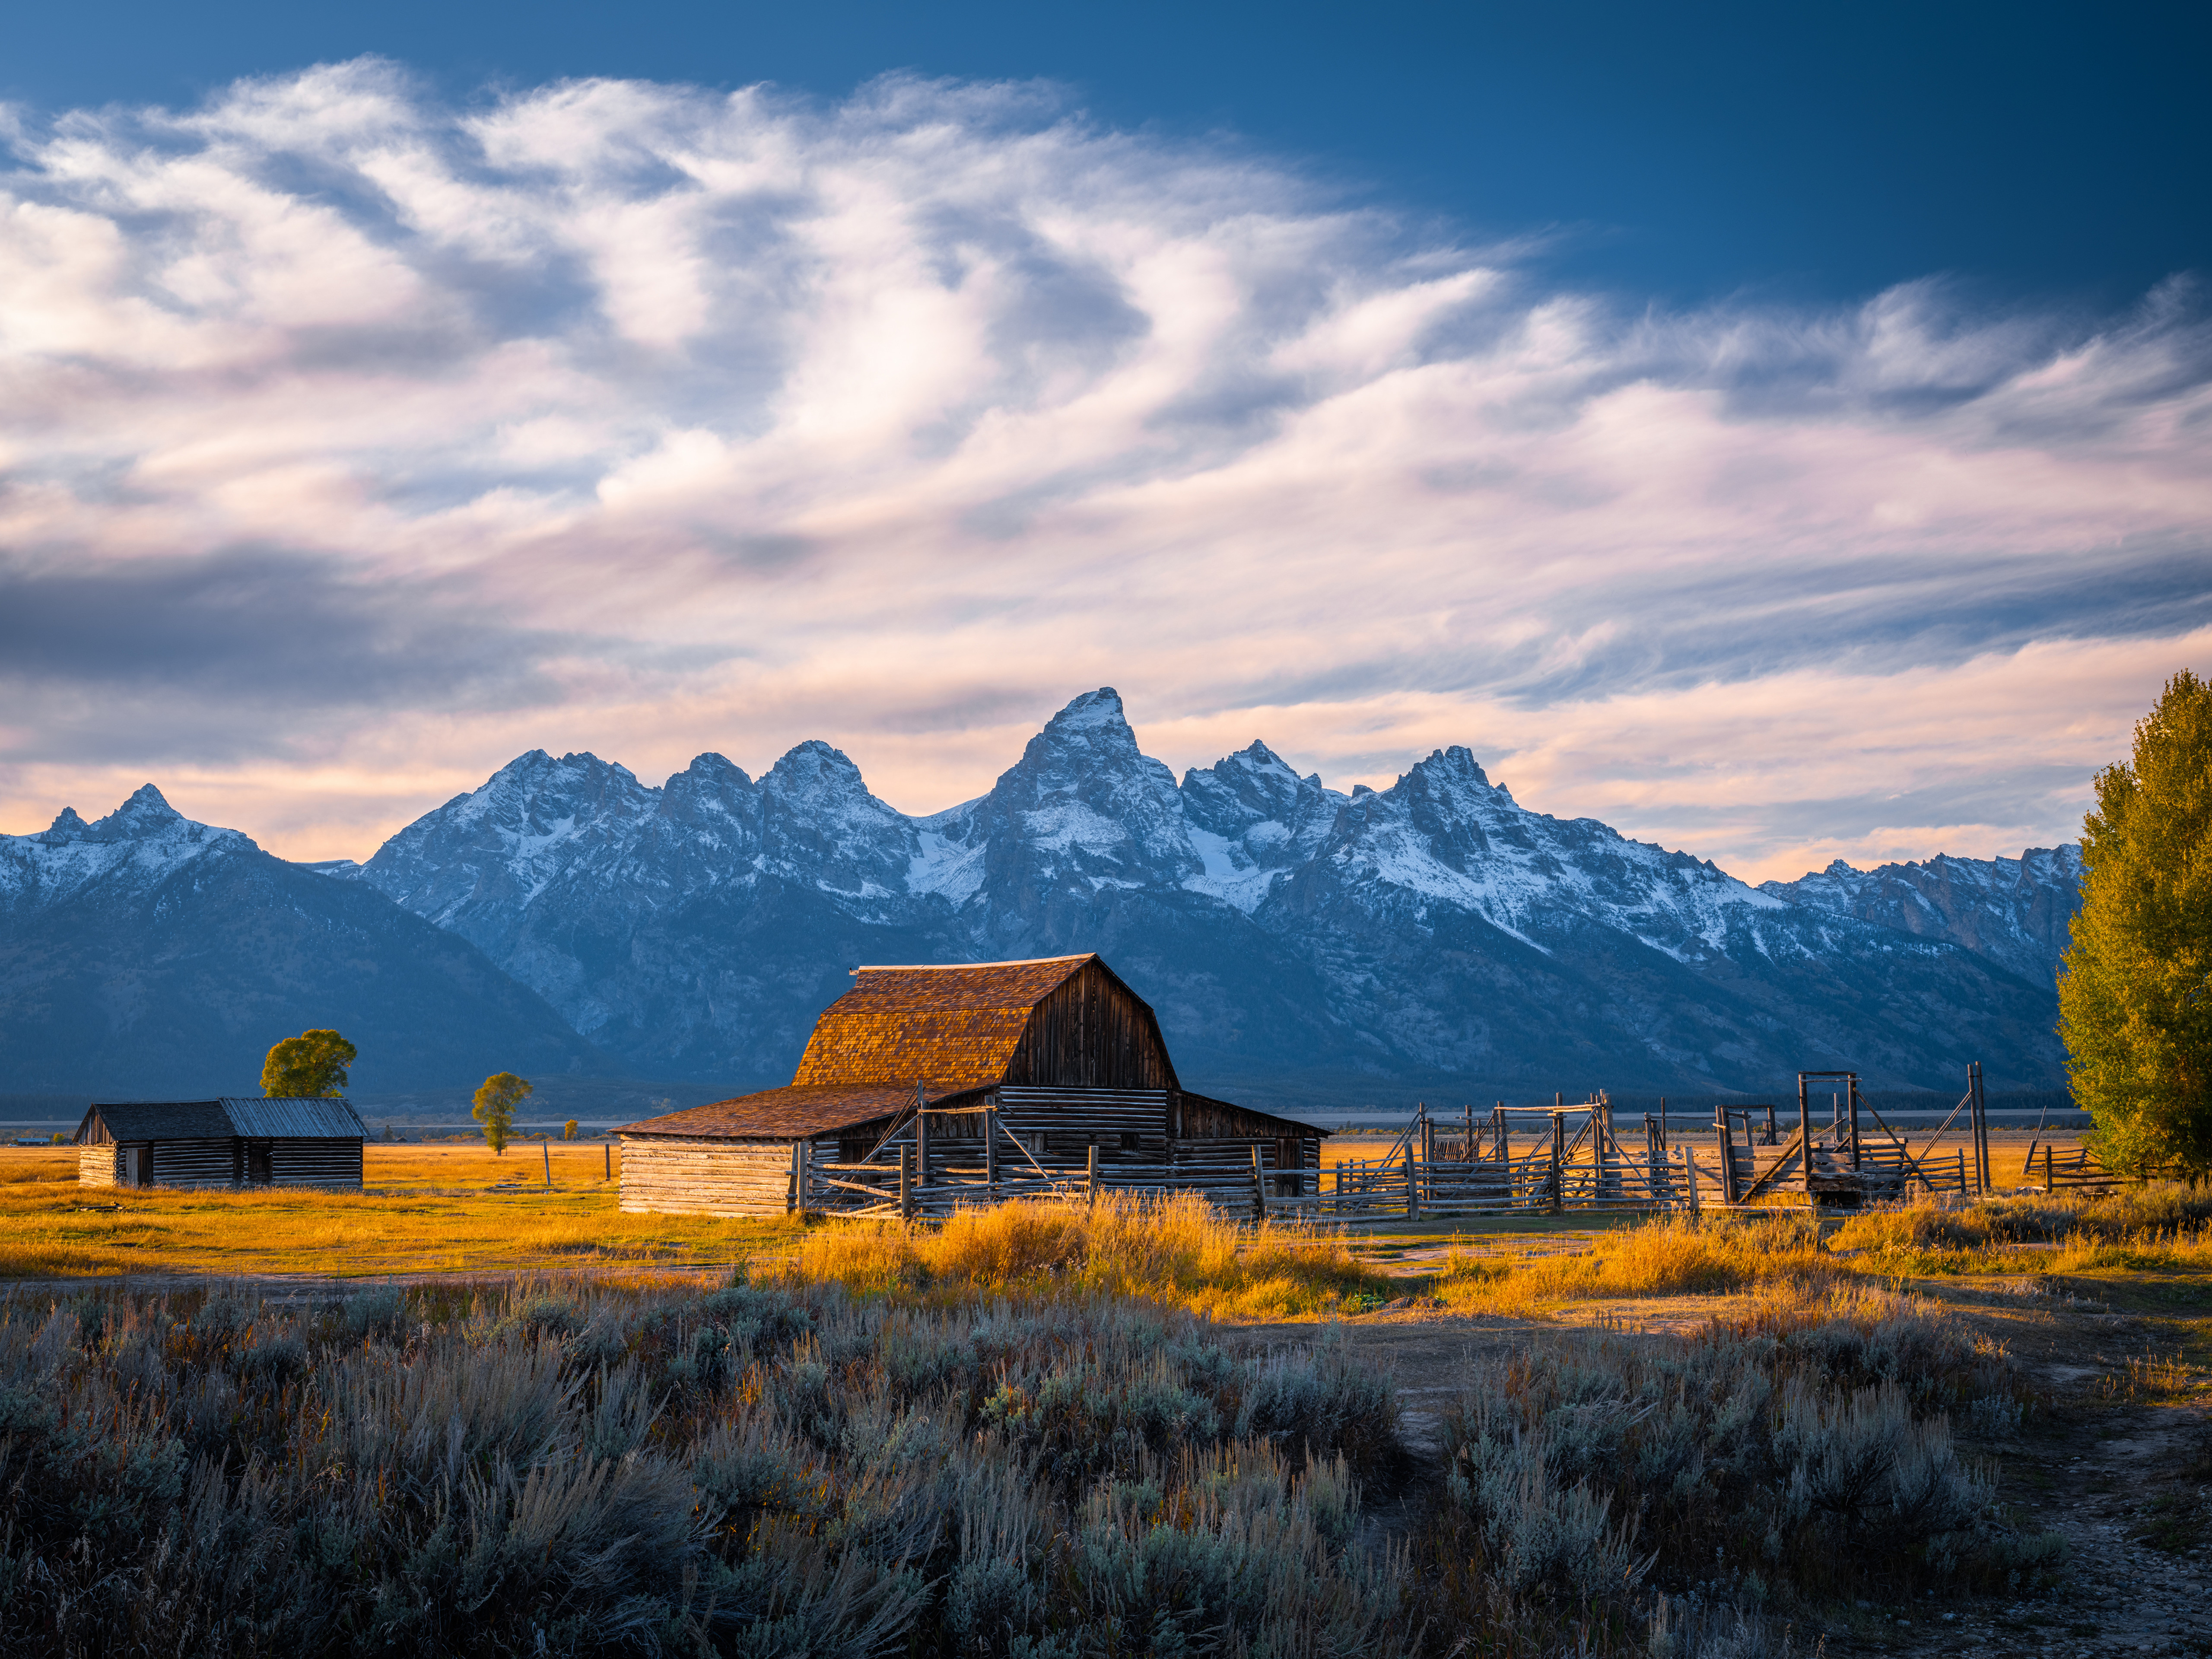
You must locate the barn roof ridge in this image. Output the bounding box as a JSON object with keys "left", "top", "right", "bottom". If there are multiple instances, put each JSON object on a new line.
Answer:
{"left": 851, "top": 953, "right": 1094, "bottom": 972}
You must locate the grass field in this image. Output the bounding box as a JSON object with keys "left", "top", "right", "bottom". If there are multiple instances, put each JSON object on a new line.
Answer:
{"left": 0, "top": 1143, "right": 797, "bottom": 1280}
{"left": 4, "top": 1129, "right": 2187, "bottom": 1331}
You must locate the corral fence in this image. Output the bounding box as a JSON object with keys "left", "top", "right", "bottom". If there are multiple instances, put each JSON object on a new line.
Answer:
{"left": 791, "top": 1063, "right": 2138, "bottom": 1227}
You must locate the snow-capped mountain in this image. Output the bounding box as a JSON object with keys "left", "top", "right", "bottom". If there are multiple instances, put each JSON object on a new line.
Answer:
{"left": 0, "top": 787, "right": 608, "bottom": 1093}
{"left": 339, "top": 688, "right": 2070, "bottom": 1096}
{"left": 1760, "top": 847, "right": 2082, "bottom": 989}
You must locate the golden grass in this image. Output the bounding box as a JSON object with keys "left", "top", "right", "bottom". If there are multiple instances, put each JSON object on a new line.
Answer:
{"left": 0, "top": 1144, "right": 795, "bottom": 1280}
{"left": 1430, "top": 1211, "right": 1838, "bottom": 1314}
{"left": 775, "top": 1191, "right": 1398, "bottom": 1319}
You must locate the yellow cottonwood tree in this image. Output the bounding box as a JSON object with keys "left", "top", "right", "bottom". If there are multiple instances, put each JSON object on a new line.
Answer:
{"left": 2059, "top": 670, "right": 2212, "bottom": 1179}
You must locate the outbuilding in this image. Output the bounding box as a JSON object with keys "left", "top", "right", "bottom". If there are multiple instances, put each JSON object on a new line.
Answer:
{"left": 75, "top": 1096, "right": 369, "bottom": 1190}
{"left": 614, "top": 953, "right": 1326, "bottom": 1217}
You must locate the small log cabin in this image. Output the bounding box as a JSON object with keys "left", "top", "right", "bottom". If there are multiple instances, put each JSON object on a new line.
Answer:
{"left": 615, "top": 953, "right": 1327, "bottom": 1217}
{"left": 76, "top": 1096, "right": 369, "bottom": 1190}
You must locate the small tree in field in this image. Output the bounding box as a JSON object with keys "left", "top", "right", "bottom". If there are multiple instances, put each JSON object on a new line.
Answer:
{"left": 563, "top": 1119, "right": 578, "bottom": 1141}
{"left": 263, "top": 1029, "right": 356, "bottom": 1097}
{"left": 473, "top": 1072, "right": 532, "bottom": 1156}
{"left": 2059, "top": 669, "right": 2212, "bottom": 1180}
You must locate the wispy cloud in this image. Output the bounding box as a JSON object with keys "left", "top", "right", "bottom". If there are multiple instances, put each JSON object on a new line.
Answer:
{"left": 2, "top": 59, "right": 2205, "bottom": 878}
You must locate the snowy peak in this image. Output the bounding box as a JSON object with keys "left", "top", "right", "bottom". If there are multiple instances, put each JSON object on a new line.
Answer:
{"left": 1180, "top": 740, "right": 1348, "bottom": 913}
{"left": 1, "top": 785, "right": 257, "bottom": 912}
{"left": 974, "top": 687, "right": 1199, "bottom": 894}
{"left": 756, "top": 741, "right": 916, "bottom": 898}
{"left": 1286, "top": 738, "right": 1779, "bottom": 963}
{"left": 1761, "top": 845, "right": 2083, "bottom": 985}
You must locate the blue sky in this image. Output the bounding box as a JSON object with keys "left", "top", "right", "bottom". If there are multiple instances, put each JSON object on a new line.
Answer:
{"left": 11, "top": 1, "right": 2206, "bottom": 305}
{"left": 0, "top": 3, "right": 2206, "bottom": 879}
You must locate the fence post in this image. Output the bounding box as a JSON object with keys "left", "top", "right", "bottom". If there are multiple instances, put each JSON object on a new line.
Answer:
{"left": 1847, "top": 1077, "right": 1861, "bottom": 1173}
{"left": 604, "top": 1143, "right": 611, "bottom": 1182}
{"left": 1405, "top": 1141, "right": 1420, "bottom": 1221}
{"left": 1253, "top": 1144, "right": 1267, "bottom": 1222}
{"left": 1548, "top": 1111, "right": 1564, "bottom": 1214}
{"left": 1797, "top": 1074, "right": 1813, "bottom": 1201}
{"left": 1087, "top": 1142, "right": 1100, "bottom": 1209}
{"left": 543, "top": 1143, "right": 552, "bottom": 1191}
{"left": 2044, "top": 1142, "right": 2053, "bottom": 1192}
{"left": 1717, "top": 1112, "right": 1738, "bottom": 1205}
{"left": 1684, "top": 1144, "right": 1701, "bottom": 1213}
{"left": 915, "top": 1094, "right": 930, "bottom": 1189}
{"left": 790, "top": 1140, "right": 807, "bottom": 1216}
{"left": 985, "top": 1098, "right": 998, "bottom": 1198}
{"left": 899, "top": 1143, "right": 912, "bottom": 1219}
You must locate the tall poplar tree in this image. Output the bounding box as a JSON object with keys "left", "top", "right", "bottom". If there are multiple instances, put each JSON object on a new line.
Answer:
{"left": 2059, "top": 669, "right": 2212, "bottom": 1179}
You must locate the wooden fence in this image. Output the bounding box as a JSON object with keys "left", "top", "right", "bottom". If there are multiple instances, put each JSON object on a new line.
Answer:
{"left": 794, "top": 1064, "right": 2126, "bottom": 1228}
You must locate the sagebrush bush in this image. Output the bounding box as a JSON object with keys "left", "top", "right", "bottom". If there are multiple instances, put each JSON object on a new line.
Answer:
{"left": 0, "top": 1277, "right": 1400, "bottom": 1658}
{"left": 1424, "top": 1290, "right": 2063, "bottom": 1627}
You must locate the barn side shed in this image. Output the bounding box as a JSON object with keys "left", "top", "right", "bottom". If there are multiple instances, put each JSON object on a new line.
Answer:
{"left": 615, "top": 954, "right": 1327, "bottom": 1217}
{"left": 76, "top": 1096, "right": 368, "bottom": 1190}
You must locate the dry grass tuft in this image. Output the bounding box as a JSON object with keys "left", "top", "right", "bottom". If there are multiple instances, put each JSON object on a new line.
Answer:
{"left": 1431, "top": 1211, "right": 1837, "bottom": 1313}
{"left": 779, "top": 1192, "right": 1395, "bottom": 1319}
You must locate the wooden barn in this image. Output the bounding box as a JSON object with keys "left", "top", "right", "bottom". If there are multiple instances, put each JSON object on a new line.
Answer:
{"left": 614, "top": 953, "right": 1327, "bottom": 1217}
{"left": 75, "top": 1096, "right": 369, "bottom": 1190}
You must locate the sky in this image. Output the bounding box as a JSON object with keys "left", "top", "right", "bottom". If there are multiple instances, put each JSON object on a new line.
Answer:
{"left": 0, "top": 3, "right": 2207, "bottom": 883}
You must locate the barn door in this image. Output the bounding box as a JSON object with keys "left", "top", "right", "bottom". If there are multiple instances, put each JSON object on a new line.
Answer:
{"left": 246, "top": 1141, "right": 273, "bottom": 1185}
{"left": 120, "top": 1146, "right": 142, "bottom": 1186}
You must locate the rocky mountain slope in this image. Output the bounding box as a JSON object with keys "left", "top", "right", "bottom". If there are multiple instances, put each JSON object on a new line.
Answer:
{"left": 1761, "top": 847, "right": 2082, "bottom": 989}
{"left": 335, "top": 689, "right": 2073, "bottom": 1099}
{"left": 0, "top": 787, "right": 609, "bottom": 1094}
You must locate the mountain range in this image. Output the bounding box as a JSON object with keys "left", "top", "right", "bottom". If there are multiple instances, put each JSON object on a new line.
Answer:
{"left": 2, "top": 689, "right": 2082, "bottom": 1104}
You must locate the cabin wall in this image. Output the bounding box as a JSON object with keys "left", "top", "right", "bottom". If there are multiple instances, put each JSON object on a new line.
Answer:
{"left": 266, "top": 1139, "right": 364, "bottom": 1189}
{"left": 1004, "top": 963, "right": 1176, "bottom": 1090}
{"left": 620, "top": 1137, "right": 796, "bottom": 1217}
{"left": 78, "top": 1143, "right": 120, "bottom": 1187}
{"left": 157, "top": 1137, "right": 244, "bottom": 1188}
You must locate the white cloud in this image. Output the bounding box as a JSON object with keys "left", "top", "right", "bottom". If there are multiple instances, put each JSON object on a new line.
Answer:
{"left": 0, "top": 60, "right": 2206, "bottom": 875}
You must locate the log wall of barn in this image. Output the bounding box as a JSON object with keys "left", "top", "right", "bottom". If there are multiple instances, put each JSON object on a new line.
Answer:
{"left": 621, "top": 1138, "right": 796, "bottom": 1217}
{"left": 78, "top": 1144, "right": 120, "bottom": 1187}
{"left": 1004, "top": 963, "right": 1176, "bottom": 1090}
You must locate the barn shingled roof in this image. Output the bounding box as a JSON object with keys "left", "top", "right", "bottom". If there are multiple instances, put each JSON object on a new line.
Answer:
{"left": 615, "top": 1084, "right": 954, "bottom": 1140}
{"left": 788, "top": 954, "right": 1099, "bottom": 1090}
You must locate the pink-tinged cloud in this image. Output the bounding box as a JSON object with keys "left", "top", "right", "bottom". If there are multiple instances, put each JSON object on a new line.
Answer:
{"left": 1, "top": 60, "right": 2206, "bottom": 879}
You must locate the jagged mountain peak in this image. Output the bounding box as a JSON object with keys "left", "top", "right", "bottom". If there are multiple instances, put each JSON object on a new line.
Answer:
{"left": 43, "top": 806, "right": 88, "bottom": 838}
{"left": 670, "top": 751, "right": 753, "bottom": 789}
{"left": 92, "top": 783, "right": 186, "bottom": 836}
{"left": 1047, "top": 686, "right": 1130, "bottom": 732}
{"left": 763, "top": 739, "right": 869, "bottom": 796}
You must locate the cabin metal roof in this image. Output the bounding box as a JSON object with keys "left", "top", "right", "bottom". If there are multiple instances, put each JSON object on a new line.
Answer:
{"left": 790, "top": 954, "right": 1099, "bottom": 1089}
{"left": 76, "top": 1096, "right": 367, "bottom": 1143}
{"left": 614, "top": 1084, "right": 966, "bottom": 1141}
{"left": 218, "top": 1096, "right": 369, "bottom": 1138}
